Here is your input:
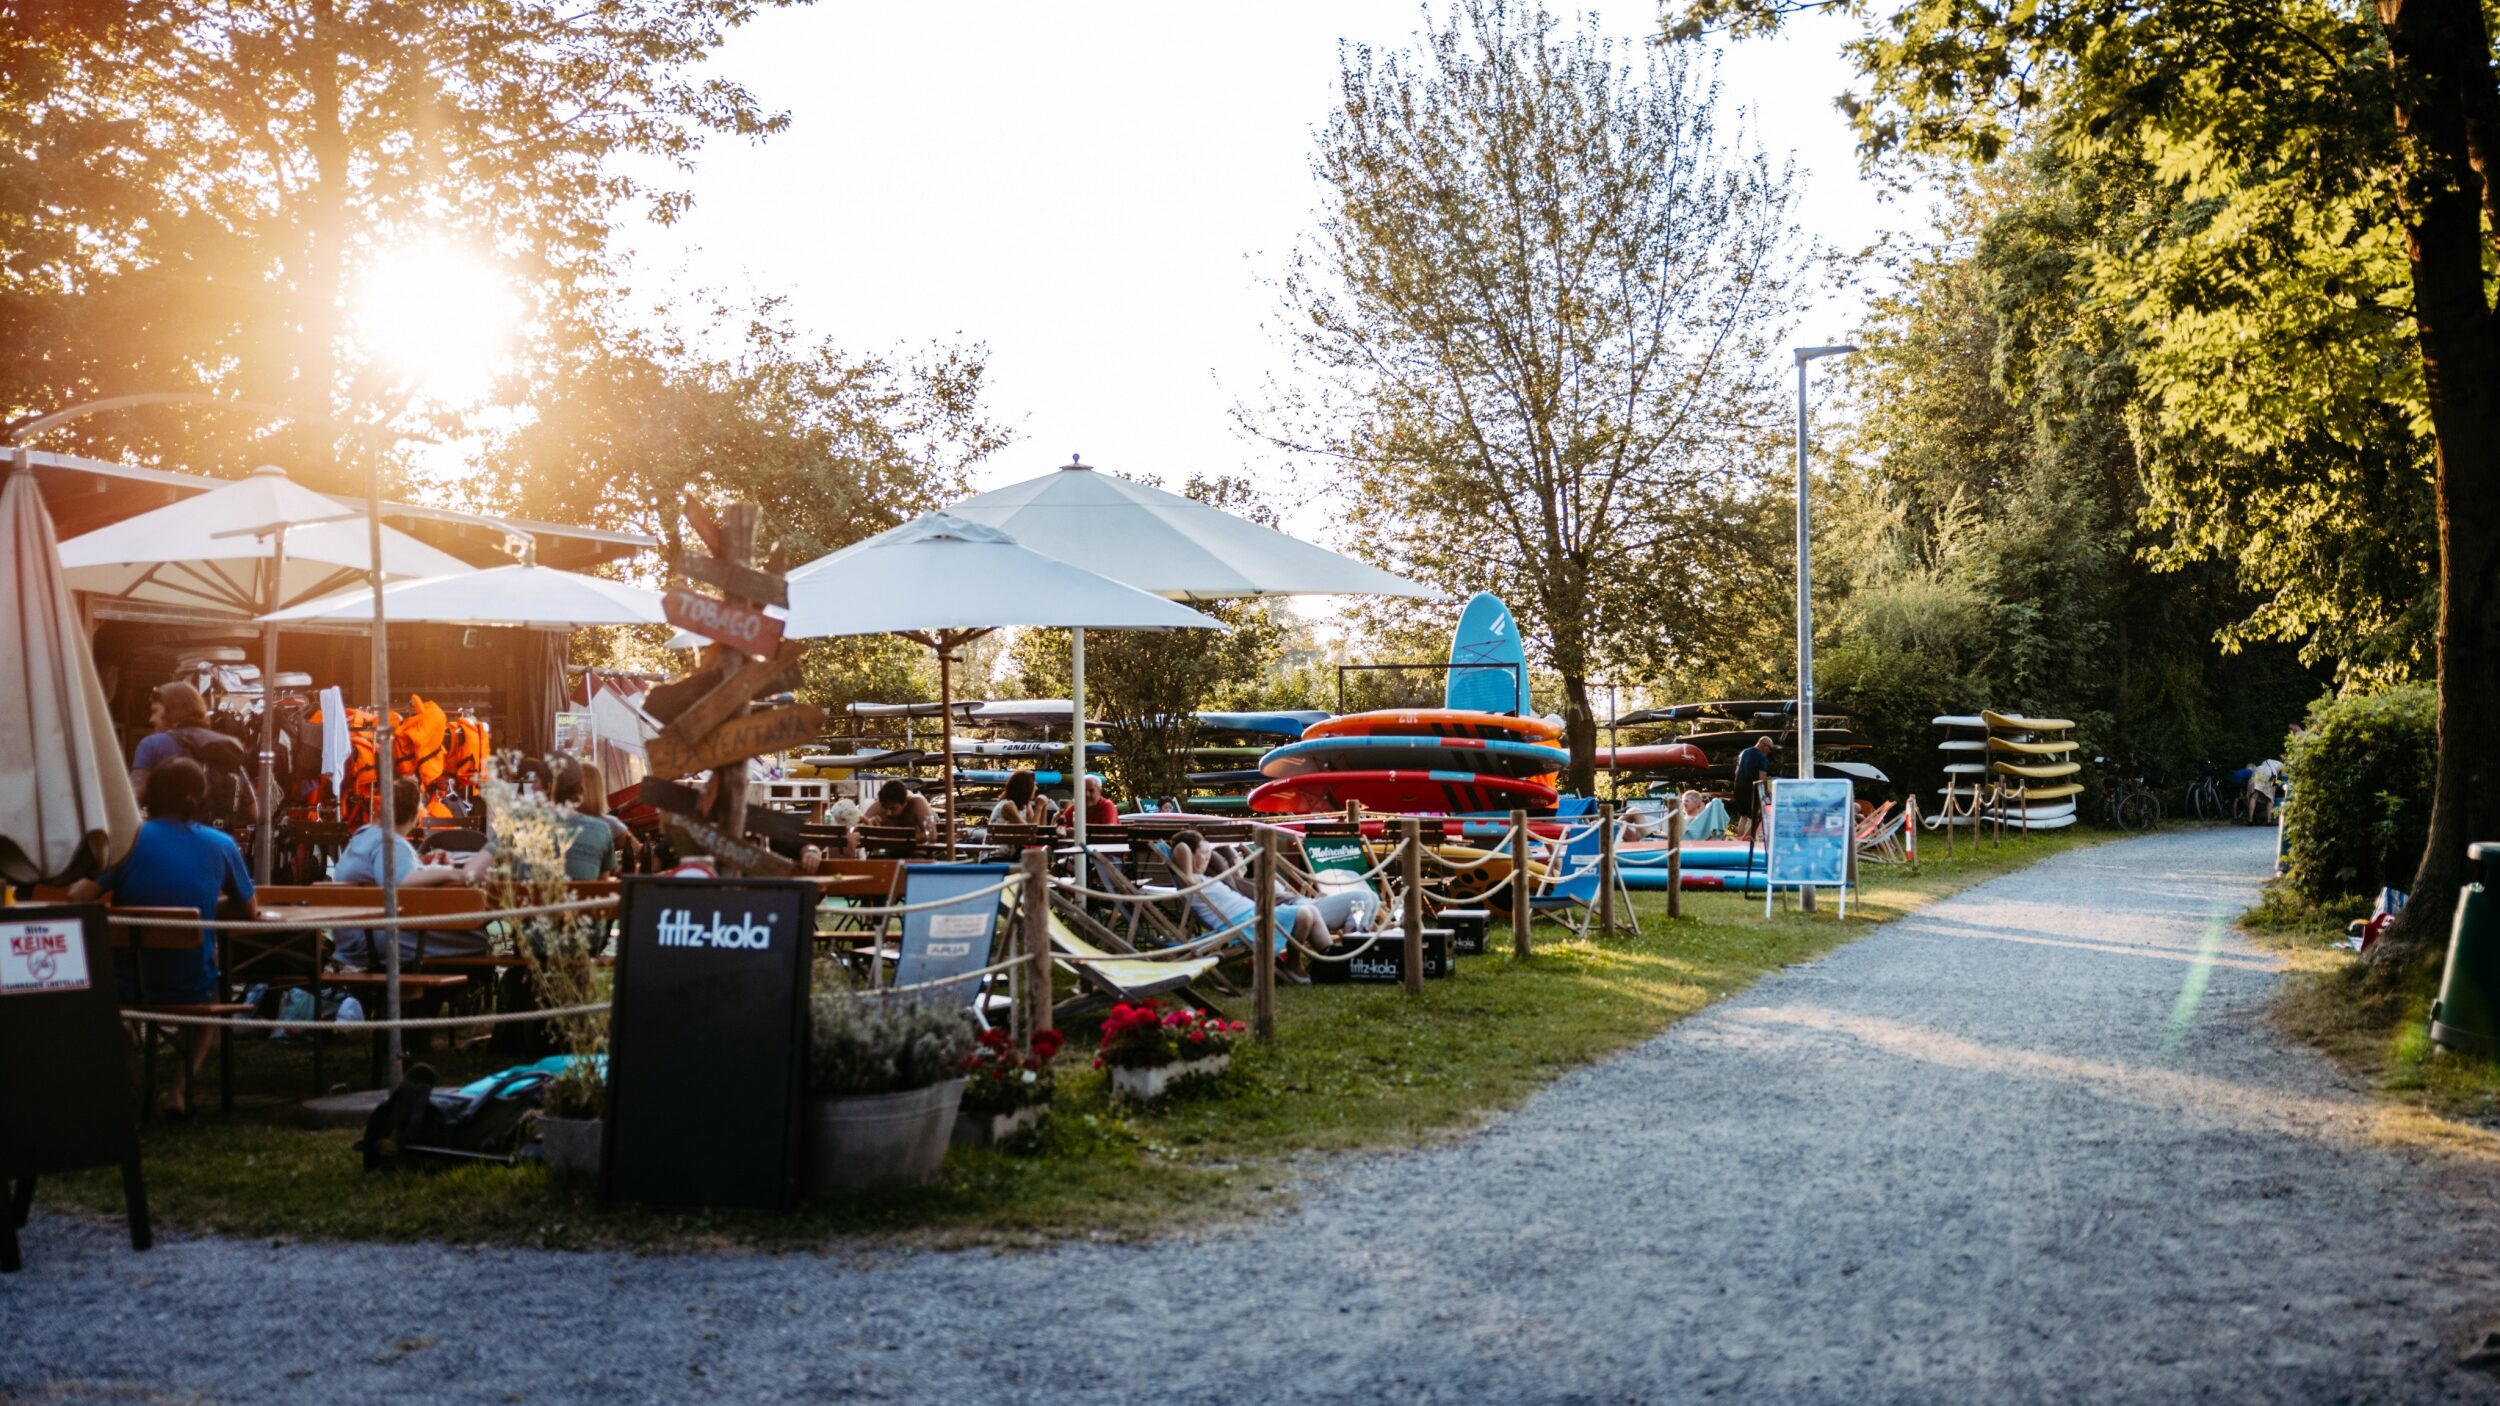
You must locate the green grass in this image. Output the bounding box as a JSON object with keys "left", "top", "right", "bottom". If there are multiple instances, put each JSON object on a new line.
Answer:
{"left": 2245, "top": 883, "right": 2500, "bottom": 1121}
{"left": 45, "top": 829, "right": 2107, "bottom": 1249}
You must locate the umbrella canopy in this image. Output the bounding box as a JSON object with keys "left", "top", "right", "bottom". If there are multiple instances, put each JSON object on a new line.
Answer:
{"left": 0, "top": 469, "right": 140, "bottom": 884}
{"left": 781, "top": 513, "right": 1220, "bottom": 846}
{"left": 260, "top": 563, "right": 665, "bottom": 627}
{"left": 815, "top": 456, "right": 1435, "bottom": 602}
{"left": 783, "top": 512, "right": 1224, "bottom": 636}
{"left": 56, "top": 463, "right": 469, "bottom": 615}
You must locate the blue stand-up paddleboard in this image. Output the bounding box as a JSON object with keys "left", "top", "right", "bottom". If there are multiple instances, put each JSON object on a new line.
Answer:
{"left": 1447, "top": 592, "right": 1529, "bottom": 716}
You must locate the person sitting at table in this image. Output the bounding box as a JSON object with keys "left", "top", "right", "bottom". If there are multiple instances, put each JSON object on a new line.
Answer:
{"left": 549, "top": 761, "right": 620, "bottom": 880}
{"left": 1164, "top": 828, "right": 1325, "bottom": 982}
{"left": 1063, "top": 774, "right": 1119, "bottom": 831}
{"left": 988, "top": 769, "right": 1056, "bottom": 829}
{"left": 575, "top": 760, "right": 637, "bottom": 874}
{"left": 66, "top": 757, "right": 255, "bottom": 1118}
{"left": 329, "top": 776, "right": 489, "bottom": 969}
{"left": 863, "top": 779, "right": 935, "bottom": 840}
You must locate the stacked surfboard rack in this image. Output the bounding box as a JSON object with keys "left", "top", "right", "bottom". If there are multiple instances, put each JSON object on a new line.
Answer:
{"left": 1244, "top": 709, "right": 1567, "bottom": 816}
{"left": 1933, "top": 710, "right": 2082, "bottom": 831}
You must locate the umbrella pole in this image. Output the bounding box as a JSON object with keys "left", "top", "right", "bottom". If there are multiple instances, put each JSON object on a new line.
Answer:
{"left": 253, "top": 530, "right": 285, "bottom": 885}
{"left": 1070, "top": 627, "right": 1086, "bottom": 856}
{"left": 366, "top": 462, "right": 403, "bottom": 1088}
{"left": 939, "top": 644, "right": 956, "bottom": 855}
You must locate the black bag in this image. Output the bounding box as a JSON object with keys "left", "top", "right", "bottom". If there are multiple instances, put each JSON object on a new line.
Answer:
{"left": 173, "top": 726, "right": 258, "bottom": 830}
{"left": 356, "top": 1062, "right": 554, "bottom": 1169}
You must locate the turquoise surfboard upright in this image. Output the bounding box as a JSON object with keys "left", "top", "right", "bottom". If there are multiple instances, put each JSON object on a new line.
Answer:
{"left": 1446, "top": 591, "right": 1529, "bottom": 715}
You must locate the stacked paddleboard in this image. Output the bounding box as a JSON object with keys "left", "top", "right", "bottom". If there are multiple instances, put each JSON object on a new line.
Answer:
{"left": 1933, "top": 710, "right": 2080, "bottom": 830}
{"left": 1184, "top": 710, "right": 1330, "bottom": 812}
{"left": 1249, "top": 593, "right": 1563, "bottom": 817}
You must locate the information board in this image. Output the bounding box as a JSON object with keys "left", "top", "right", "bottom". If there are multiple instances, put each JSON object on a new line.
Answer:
{"left": 0, "top": 905, "right": 148, "bottom": 1271}
{"left": 605, "top": 877, "right": 814, "bottom": 1210}
{"left": 1766, "top": 778, "right": 1855, "bottom": 913}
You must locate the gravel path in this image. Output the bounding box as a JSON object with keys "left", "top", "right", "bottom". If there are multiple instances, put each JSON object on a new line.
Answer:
{"left": 12, "top": 826, "right": 2500, "bottom": 1404}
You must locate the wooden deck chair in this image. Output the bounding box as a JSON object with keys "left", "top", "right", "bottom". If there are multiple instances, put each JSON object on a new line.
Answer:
{"left": 1854, "top": 801, "right": 1910, "bottom": 864}
{"left": 1044, "top": 898, "right": 1226, "bottom": 1019}
{"left": 887, "top": 862, "right": 1015, "bottom": 1024}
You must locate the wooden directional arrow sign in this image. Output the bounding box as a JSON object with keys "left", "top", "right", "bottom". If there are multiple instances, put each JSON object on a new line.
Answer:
{"left": 674, "top": 552, "right": 789, "bottom": 608}
{"left": 646, "top": 702, "right": 826, "bottom": 780}
{"left": 664, "top": 588, "right": 784, "bottom": 658}
{"left": 665, "top": 816, "right": 796, "bottom": 878}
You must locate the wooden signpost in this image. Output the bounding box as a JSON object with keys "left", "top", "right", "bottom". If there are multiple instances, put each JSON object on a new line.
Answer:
{"left": 664, "top": 588, "right": 784, "bottom": 658}
{"left": 646, "top": 703, "right": 825, "bottom": 780}
{"left": 639, "top": 501, "right": 826, "bottom": 878}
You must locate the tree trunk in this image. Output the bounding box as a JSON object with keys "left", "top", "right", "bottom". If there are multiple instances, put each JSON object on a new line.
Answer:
{"left": 1561, "top": 671, "right": 1598, "bottom": 798}
{"left": 299, "top": 0, "right": 349, "bottom": 493}
{"left": 2372, "top": 0, "right": 2500, "bottom": 969}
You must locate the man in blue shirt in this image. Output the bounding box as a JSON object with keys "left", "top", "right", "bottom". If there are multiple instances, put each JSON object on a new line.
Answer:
{"left": 69, "top": 757, "right": 254, "bottom": 1117}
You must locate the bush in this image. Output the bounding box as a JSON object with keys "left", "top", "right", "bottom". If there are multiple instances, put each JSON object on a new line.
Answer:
{"left": 806, "top": 989, "right": 975, "bottom": 1098}
{"left": 2282, "top": 682, "right": 2435, "bottom": 903}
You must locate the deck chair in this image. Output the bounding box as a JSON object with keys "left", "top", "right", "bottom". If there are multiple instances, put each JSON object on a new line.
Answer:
{"left": 1527, "top": 822, "right": 1637, "bottom": 940}
{"left": 1044, "top": 900, "right": 1225, "bottom": 1019}
{"left": 1854, "top": 801, "right": 1910, "bottom": 864}
{"left": 886, "top": 862, "right": 1015, "bottom": 1024}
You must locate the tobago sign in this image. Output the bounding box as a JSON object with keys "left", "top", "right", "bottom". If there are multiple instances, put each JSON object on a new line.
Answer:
{"left": 664, "top": 588, "right": 784, "bottom": 657}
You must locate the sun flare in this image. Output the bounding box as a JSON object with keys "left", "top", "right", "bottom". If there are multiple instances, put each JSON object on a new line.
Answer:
{"left": 351, "top": 242, "right": 519, "bottom": 405}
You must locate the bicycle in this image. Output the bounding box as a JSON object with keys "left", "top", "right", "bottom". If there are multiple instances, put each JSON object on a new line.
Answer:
{"left": 2094, "top": 759, "right": 2163, "bottom": 832}
{"left": 2183, "top": 765, "right": 2227, "bottom": 822}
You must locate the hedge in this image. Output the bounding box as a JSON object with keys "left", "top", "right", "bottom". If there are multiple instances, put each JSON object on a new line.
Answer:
{"left": 2281, "top": 682, "right": 2436, "bottom": 903}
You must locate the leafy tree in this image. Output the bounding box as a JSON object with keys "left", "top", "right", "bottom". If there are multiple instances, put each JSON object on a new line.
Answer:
{"left": 1264, "top": 0, "right": 1811, "bottom": 792}
{"left": 1674, "top": 0, "right": 2480, "bottom": 963}
{"left": 0, "top": 0, "right": 797, "bottom": 487}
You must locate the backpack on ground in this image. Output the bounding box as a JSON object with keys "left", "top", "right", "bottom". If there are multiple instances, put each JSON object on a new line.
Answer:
{"left": 173, "top": 726, "right": 258, "bottom": 831}
{"left": 356, "top": 1062, "right": 555, "bottom": 1170}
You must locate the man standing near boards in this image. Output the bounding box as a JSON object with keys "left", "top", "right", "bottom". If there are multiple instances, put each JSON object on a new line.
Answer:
{"left": 1731, "top": 736, "right": 1775, "bottom": 839}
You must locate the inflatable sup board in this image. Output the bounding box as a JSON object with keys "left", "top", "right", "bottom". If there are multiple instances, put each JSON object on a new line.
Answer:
{"left": 1303, "top": 708, "right": 1563, "bottom": 744}
{"left": 1197, "top": 710, "right": 1330, "bottom": 739}
{"left": 1258, "top": 734, "right": 1568, "bottom": 781}
{"left": 1248, "top": 769, "right": 1559, "bottom": 816}
{"left": 1447, "top": 592, "right": 1529, "bottom": 715}
{"left": 1592, "top": 743, "right": 1710, "bottom": 772}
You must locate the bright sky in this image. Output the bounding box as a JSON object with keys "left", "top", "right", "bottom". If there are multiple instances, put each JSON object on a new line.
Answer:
{"left": 623, "top": 1, "right": 1925, "bottom": 533}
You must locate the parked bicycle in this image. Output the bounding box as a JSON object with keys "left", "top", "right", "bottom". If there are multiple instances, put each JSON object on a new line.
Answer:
{"left": 2183, "top": 764, "right": 2228, "bottom": 822}
{"left": 2095, "top": 759, "right": 2163, "bottom": 832}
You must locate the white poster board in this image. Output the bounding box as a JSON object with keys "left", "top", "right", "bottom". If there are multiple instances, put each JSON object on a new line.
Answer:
{"left": 1766, "top": 778, "right": 1855, "bottom": 916}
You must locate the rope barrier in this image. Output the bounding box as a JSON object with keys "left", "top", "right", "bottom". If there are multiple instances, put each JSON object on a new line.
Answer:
{"left": 110, "top": 895, "right": 618, "bottom": 932}
{"left": 1048, "top": 845, "right": 1256, "bottom": 903}
{"left": 863, "top": 956, "right": 1028, "bottom": 996}
{"left": 121, "top": 1000, "right": 613, "bottom": 1033}
{"left": 822, "top": 873, "right": 1024, "bottom": 918}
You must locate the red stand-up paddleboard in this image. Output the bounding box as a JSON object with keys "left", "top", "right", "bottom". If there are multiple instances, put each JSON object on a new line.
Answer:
{"left": 1590, "top": 742, "right": 1710, "bottom": 772}
{"left": 1302, "top": 708, "right": 1563, "bottom": 744}
{"left": 1247, "top": 769, "right": 1560, "bottom": 815}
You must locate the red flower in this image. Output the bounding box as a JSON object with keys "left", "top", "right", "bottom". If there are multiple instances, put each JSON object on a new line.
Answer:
{"left": 1187, "top": 1028, "right": 1206, "bottom": 1044}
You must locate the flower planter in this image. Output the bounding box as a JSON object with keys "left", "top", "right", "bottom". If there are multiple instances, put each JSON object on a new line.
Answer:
{"left": 1109, "top": 1052, "right": 1231, "bottom": 1101}
{"left": 952, "top": 1101, "right": 1047, "bottom": 1149}
{"left": 537, "top": 1116, "right": 603, "bottom": 1182}
{"left": 804, "top": 1077, "right": 966, "bottom": 1196}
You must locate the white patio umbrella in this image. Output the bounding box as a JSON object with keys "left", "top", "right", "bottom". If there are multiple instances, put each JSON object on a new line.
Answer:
{"left": 837, "top": 456, "right": 1435, "bottom": 849}
{"left": 779, "top": 513, "right": 1221, "bottom": 845}
{"left": 0, "top": 469, "right": 140, "bottom": 884}
{"left": 261, "top": 562, "right": 665, "bottom": 628}
{"left": 57, "top": 463, "right": 471, "bottom": 882}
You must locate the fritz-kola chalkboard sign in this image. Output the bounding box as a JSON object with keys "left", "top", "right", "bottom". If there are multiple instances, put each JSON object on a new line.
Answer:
{"left": 604, "top": 876, "right": 814, "bottom": 1210}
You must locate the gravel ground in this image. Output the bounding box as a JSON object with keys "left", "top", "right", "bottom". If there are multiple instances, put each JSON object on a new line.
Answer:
{"left": 12, "top": 825, "right": 2500, "bottom": 1405}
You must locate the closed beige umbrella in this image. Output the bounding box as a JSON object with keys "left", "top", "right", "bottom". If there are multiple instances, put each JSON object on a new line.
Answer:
{"left": 0, "top": 469, "right": 139, "bottom": 885}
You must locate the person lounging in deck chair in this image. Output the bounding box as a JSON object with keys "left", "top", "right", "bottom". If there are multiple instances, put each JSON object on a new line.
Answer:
{"left": 1164, "top": 829, "right": 1328, "bottom": 984}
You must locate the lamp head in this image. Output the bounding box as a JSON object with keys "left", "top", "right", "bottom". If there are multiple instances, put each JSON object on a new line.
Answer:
{"left": 1794, "top": 344, "right": 1860, "bottom": 364}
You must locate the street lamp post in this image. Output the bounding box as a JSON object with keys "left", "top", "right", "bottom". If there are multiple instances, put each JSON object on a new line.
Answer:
{"left": 1793, "top": 343, "right": 1857, "bottom": 911}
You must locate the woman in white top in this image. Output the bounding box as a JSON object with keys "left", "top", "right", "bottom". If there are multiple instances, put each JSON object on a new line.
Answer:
{"left": 988, "top": 769, "right": 1057, "bottom": 829}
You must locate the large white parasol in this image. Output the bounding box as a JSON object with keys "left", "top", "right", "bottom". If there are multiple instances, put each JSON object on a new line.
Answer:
{"left": 0, "top": 469, "right": 141, "bottom": 884}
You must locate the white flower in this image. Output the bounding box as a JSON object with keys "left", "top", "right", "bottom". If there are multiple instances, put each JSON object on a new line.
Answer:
{"left": 1020, "top": 1070, "right": 1038, "bottom": 1083}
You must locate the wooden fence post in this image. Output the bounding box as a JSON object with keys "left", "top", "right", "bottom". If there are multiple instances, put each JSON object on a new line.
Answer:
{"left": 1401, "top": 816, "right": 1425, "bottom": 995}
{"left": 1021, "top": 846, "right": 1052, "bottom": 1048}
{"left": 1510, "top": 808, "right": 1533, "bottom": 958}
{"left": 1598, "top": 802, "right": 1617, "bottom": 938}
{"left": 1253, "top": 828, "right": 1278, "bottom": 1042}
{"left": 1666, "top": 803, "right": 1684, "bottom": 920}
